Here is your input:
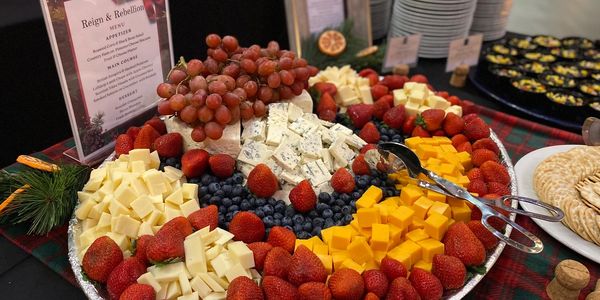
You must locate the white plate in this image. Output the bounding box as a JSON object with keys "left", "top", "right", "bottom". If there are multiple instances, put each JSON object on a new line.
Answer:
{"left": 514, "top": 144, "right": 600, "bottom": 264}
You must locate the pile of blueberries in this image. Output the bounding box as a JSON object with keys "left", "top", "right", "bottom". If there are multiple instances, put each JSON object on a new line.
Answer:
{"left": 159, "top": 157, "right": 182, "bottom": 171}
{"left": 373, "top": 120, "right": 405, "bottom": 144}
{"left": 187, "top": 169, "right": 400, "bottom": 239}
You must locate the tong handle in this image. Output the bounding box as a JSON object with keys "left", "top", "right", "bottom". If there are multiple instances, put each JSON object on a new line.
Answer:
{"left": 497, "top": 195, "right": 564, "bottom": 222}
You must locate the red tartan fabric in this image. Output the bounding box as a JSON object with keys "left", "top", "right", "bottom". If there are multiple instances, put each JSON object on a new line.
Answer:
{"left": 1, "top": 106, "right": 598, "bottom": 299}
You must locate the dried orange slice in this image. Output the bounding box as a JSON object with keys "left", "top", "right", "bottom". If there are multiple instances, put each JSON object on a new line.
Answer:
{"left": 356, "top": 45, "right": 379, "bottom": 58}
{"left": 318, "top": 30, "right": 347, "bottom": 56}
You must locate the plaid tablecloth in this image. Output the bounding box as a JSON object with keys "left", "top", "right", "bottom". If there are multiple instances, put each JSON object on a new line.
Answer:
{"left": 1, "top": 105, "right": 597, "bottom": 299}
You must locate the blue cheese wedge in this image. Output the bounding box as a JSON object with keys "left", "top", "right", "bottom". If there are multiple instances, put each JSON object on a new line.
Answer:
{"left": 241, "top": 119, "right": 266, "bottom": 142}
{"left": 287, "top": 103, "right": 304, "bottom": 122}
{"left": 289, "top": 117, "right": 317, "bottom": 136}
{"left": 237, "top": 141, "right": 274, "bottom": 166}
{"left": 299, "top": 133, "right": 323, "bottom": 159}
{"left": 273, "top": 144, "right": 301, "bottom": 171}
{"left": 301, "top": 159, "right": 331, "bottom": 186}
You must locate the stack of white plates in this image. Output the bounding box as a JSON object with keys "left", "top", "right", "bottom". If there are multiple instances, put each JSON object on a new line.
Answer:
{"left": 371, "top": 0, "right": 393, "bottom": 40}
{"left": 389, "top": 0, "right": 477, "bottom": 58}
{"left": 470, "top": 0, "right": 512, "bottom": 41}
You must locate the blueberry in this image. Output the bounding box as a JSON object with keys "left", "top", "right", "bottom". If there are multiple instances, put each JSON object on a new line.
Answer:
{"left": 284, "top": 225, "right": 294, "bottom": 232}
{"left": 232, "top": 210, "right": 240, "bottom": 217}
{"left": 214, "top": 190, "right": 225, "bottom": 197}
{"left": 224, "top": 222, "right": 230, "bottom": 228}
{"left": 264, "top": 216, "right": 274, "bottom": 227}
{"left": 274, "top": 219, "right": 281, "bottom": 226}
{"left": 222, "top": 198, "right": 232, "bottom": 207}
{"left": 331, "top": 192, "right": 339, "bottom": 199}
{"left": 209, "top": 196, "right": 221, "bottom": 205}
{"left": 282, "top": 216, "right": 293, "bottom": 226}
{"left": 201, "top": 194, "right": 211, "bottom": 202}
{"left": 231, "top": 185, "right": 243, "bottom": 197}
{"left": 371, "top": 178, "right": 382, "bottom": 186}
{"left": 303, "top": 222, "right": 312, "bottom": 231}
{"left": 352, "top": 192, "right": 361, "bottom": 200}
{"left": 313, "top": 217, "right": 325, "bottom": 228}
{"left": 199, "top": 186, "right": 208, "bottom": 194}
{"left": 222, "top": 184, "right": 232, "bottom": 195}
{"left": 335, "top": 199, "right": 345, "bottom": 206}
{"left": 381, "top": 135, "right": 389, "bottom": 141}
{"left": 233, "top": 173, "right": 244, "bottom": 184}
{"left": 308, "top": 210, "right": 319, "bottom": 218}
{"left": 225, "top": 212, "right": 233, "bottom": 220}
{"left": 228, "top": 205, "right": 239, "bottom": 212}
{"left": 342, "top": 205, "right": 352, "bottom": 215}
{"left": 316, "top": 203, "right": 329, "bottom": 213}
{"left": 343, "top": 214, "right": 353, "bottom": 223}
{"left": 311, "top": 227, "right": 322, "bottom": 236}
{"left": 335, "top": 220, "right": 343, "bottom": 226}
{"left": 340, "top": 194, "right": 350, "bottom": 202}
{"left": 248, "top": 197, "right": 256, "bottom": 207}
{"left": 273, "top": 212, "right": 283, "bottom": 220}
{"left": 201, "top": 174, "right": 212, "bottom": 185}
{"left": 333, "top": 213, "right": 342, "bottom": 221}
{"left": 285, "top": 206, "right": 296, "bottom": 217}
{"left": 208, "top": 182, "right": 220, "bottom": 194}
{"left": 218, "top": 215, "right": 225, "bottom": 224}
{"left": 358, "top": 179, "right": 368, "bottom": 188}
{"left": 350, "top": 200, "right": 357, "bottom": 208}
{"left": 385, "top": 190, "right": 394, "bottom": 197}
{"left": 361, "top": 175, "right": 371, "bottom": 181}
{"left": 318, "top": 192, "right": 331, "bottom": 202}
{"left": 333, "top": 206, "right": 341, "bottom": 213}
{"left": 219, "top": 206, "right": 227, "bottom": 214}
{"left": 268, "top": 198, "right": 277, "bottom": 206}
{"left": 274, "top": 203, "right": 286, "bottom": 213}
{"left": 263, "top": 205, "right": 274, "bottom": 216}
{"left": 255, "top": 210, "right": 265, "bottom": 218}
{"left": 232, "top": 197, "right": 241, "bottom": 205}
{"left": 294, "top": 224, "right": 303, "bottom": 233}
{"left": 166, "top": 157, "right": 179, "bottom": 166}
{"left": 256, "top": 198, "right": 267, "bottom": 206}
{"left": 322, "top": 209, "right": 333, "bottom": 219}
{"left": 240, "top": 200, "right": 251, "bottom": 211}
{"left": 298, "top": 231, "right": 310, "bottom": 239}
{"left": 188, "top": 177, "right": 201, "bottom": 184}
{"left": 293, "top": 214, "right": 305, "bottom": 225}
{"left": 357, "top": 189, "right": 365, "bottom": 195}
{"left": 324, "top": 218, "right": 335, "bottom": 228}
{"left": 392, "top": 134, "right": 402, "bottom": 141}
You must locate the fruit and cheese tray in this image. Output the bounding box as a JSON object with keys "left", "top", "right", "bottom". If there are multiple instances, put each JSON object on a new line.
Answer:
{"left": 69, "top": 34, "right": 523, "bottom": 300}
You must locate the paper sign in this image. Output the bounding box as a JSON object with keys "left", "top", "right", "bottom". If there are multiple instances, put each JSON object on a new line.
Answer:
{"left": 307, "top": 0, "right": 345, "bottom": 34}
{"left": 446, "top": 34, "right": 483, "bottom": 72}
{"left": 40, "top": 0, "right": 172, "bottom": 164}
{"left": 382, "top": 34, "right": 421, "bottom": 72}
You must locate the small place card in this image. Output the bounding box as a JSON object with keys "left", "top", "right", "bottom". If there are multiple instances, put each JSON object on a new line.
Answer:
{"left": 306, "top": 0, "right": 345, "bottom": 34}
{"left": 382, "top": 34, "right": 421, "bottom": 73}
{"left": 446, "top": 34, "right": 483, "bottom": 72}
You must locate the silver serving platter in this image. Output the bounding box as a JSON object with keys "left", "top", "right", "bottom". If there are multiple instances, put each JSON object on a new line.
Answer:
{"left": 68, "top": 131, "right": 517, "bottom": 299}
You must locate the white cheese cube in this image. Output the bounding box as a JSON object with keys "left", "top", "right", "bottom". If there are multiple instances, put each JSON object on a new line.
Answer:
{"left": 446, "top": 105, "right": 463, "bottom": 117}
{"left": 105, "top": 232, "right": 129, "bottom": 251}
{"left": 405, "top": 102, "right": 420, "bottom": 116}
{"left": 81, "top": 218, "right": 98, "bottom": 232}
{"left": 227, "top": 242, "right": 255, "bottom": 269}
{"left": 130, "top": 195, "right": 154, "bottom": 219}
{"left": 116, "top": 154, "right": 129, "bottom": 163}
{"left": 178, "top": 272, "right": 192, "bottom": 295}
{"left": 210, "top": 252, "right": 234, "bottom": 278}
{"left": 404, "top": 82, "right": 417, "bottom": 91}
{"left": 150, "top": 262, "right": 190, "bottom": 282}
{"left": 180, "top": 200, "right": 200, "bottom": 218}
{"left": 345, "top": 134, "right": 367, "bottom": 149}
{"left": 108, "top": 197, "right": 130, "bottom": 216}
{"left": 408, "top": 90, "right": 426, "bottom": 105}
{"left": 164, "top": 166, "right": 183, "bottom": 179}
{"left": 250, "top": 269, "right": 262, "bottom": 280}
{"left": 181, "top": 183, "right": 198, "bottom": 201}
{"left": 75, "top": 199, "right": 96, "bottom": 220}
{"left": 393, "top": 89, "right": 408, "bottom": 106}
{"left": 78, "top": 228, "right": 99, "bottom": 250}
{"left": 137, "top": 221, "right": 154, "bottom": 237}
{"left": 129, "top": 149, "right": 151, "bottom": 165}
{"left": 130, "top": 160, "right": 147, "bottom": 174}
{"left": 418, "top": 105, "right": 431, "bottom": 114}
{"left": 214, "top": 228, "right": 234, "bottom": 245}
{"left": 201, "top": 229, "right": 221, "bottom": 245}
{"left": 237, "top": 141, "right": 274, "bottom": 166}
{"left": 225, "top": 262, "right": 251, "bottom": 282}
{"left": 287, "top": 102, "right": 304, "bottom": 122}
{"left": 137, "top": 272, "right": 162, "bottom": 292}
{"left": 329, "top": 124, "right": 353, "bottom": 136}
{"left": 184, "top": 233, "right": 207, "bottom": 276}
{"left": 164, "top": 204, "right": 183, "bottom": 221}
{"left": 97, "top": 212, "right": 112, "bottom": 228}
{"left": 113, "top": 215, "right": 141, "bottom": 238}
{"left": 428, "top": 95, "right": 451, "bottom": 110}
{"left": 301, "top": 160, "right": 331, "bottom": 186}
{"left": 177, "top": 292, "right": 198, "bottom": 300}
{"left": 281, "top": 171, "right": 304, "bottom": 185}
{"left": 359, "top": 86, "right": 373, "bottom": 104}
{"left": 130, "top": 178, "right": 149, "bottom": 196}
{"left": 273, "top": 144, "right": 300, "bottom": 171}
{"left": 156, "top": 282, "right": 169, "bottom": 300}
{"left": 205, "top": 244, "right": 223, "bottom": 260}
{"left": 198, "top": 273, "right": 225, "bottom": 292}
{"left": 342, "top": 96, "right": 361, "bottom": 106}
{"left": 320, "top": 149, "right": 334, "bottom": 172}
{"left": 77, "top": 191, "right": 93, "bottom": 202}
{"left": 299, "top": 133, "right": 323, "bottom": 159}
{"left": 208, "top": 273, "right": 229, "bottom": 289}
{"left": 149, "top": 151, "right": 161, "bottom": 170}
{"left": 204, "top": 292, "right": 227, "bottom": 300}
{"left": 144, "top": 210, "right": 163, "bottom": 226}
{"left": 165, "top": 188, "right": 184, "bottom": 205}
{"left": 241, "top": 119, "right": 267, "bottom": 142}
{"left": 190, "top": 275, "right": 212, "bottom": 298}
{"left": 166, "top": 281, "right": 182, "bottom": 299}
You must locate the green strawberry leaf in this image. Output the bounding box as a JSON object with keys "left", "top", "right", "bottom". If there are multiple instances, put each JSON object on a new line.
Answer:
{"left": 467, "top": 265, "right": 487, "bottom": 275}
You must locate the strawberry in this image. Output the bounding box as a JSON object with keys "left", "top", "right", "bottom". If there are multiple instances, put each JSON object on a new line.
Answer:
{"left": 262, "top": 276, "right": 299, "bottom": 300}
{"left": 371, "top": 84, "right": 389, "bottom": 100}
{"left": 484, "top": 203, "right": 510, "bottom": 230}
{"left": 380, "top": 75, "right": 408, "bottom": 90}
{"left": 229, "top": 211, "right": 265, "bottom": 243}
{"left": 455, "top": 142, "right": 472, "bottom": 154}
{"left": 480, "top": 161, "right": 510, "bottom": 185}
{"left": 409, "top": 74, "right": 429, "bottom": 83}
{"left": 463, "top": 117, "right": 490, "bottom": 141}
{"left": 126, "top": 127, "right": 141, "bottom": 141}
{"left": 487, "top": 182, "right": 510, "bottom": 196}
{"left": 352, "top": 154, "right": 371, "bottom": 175}
{"left": 319, "top": 109, "right": 337, "bottom": 122}
{"left": 208, "top": 153, "right": 236, "bottom": 178}
{"left": 403, "top": 115, "right": 417, "bottom": 134}
{"left": 289, "top": 180, "right": 317, "bottom": 213}
{"left": 247, "top": 164, "right": 279, "bottom": 198}
{"left": 227, "top": 276, "right": 264, "bottom": 300}
{"left": 248, "top": 242, "right": 273, "bottom": 271}
{"left": 317, "top": 92, "right": 337, "bottom": 114}
{"left": 358, "top": 68, "right": 378, "bottom": 77}
{"left": 451, "top": 134, "right": 469, "bottom": 148}
{"left": 471, "top": 149, "right": 499, "bottom": 167}
{"left": 378, "top": 94, "right": 394, "bottom": 108}
{"left": 187, "top": 205, "right": 218, "bottom": 231}
{"left": 447, "top": 95, "right": 461, "bottom": 106}
{"left": 153, "top": 132, "right": 183, "bottom": 158}
{"left": 313, "top": 82, "right": 338, "bottom": 96}
{"left": 373, "top": 98, "right": 391, "bottom": 120}
{"left": 115, "top": 134, "right": 134, "bottom": 157}
{"left": 364, "top": 292, "right": 380, "bottom": 300}
{"left": 442, "top": 113, "right": 465, "bottom": 136}
{"left": 466, "top": 168, "right": 483, "bottom": 181}
{"left": 133, "top": 124, "right": 160, "bottom": 150}
{"left": 435, "top": 91, "right": 450, "bottom": 99}
{"left": 467, "top": 220, "right": 498, "bottom": 250}
{"left": 360, "top": 144, "right": 378, "bottom": 154}
{"left": 288, "top": 245, "right": 328, "bottom": 286}
{"left": 467, "top": 179, "right": 488, "bottom": 196}
{"left": 298, "top": 282, "right": 332, "bottom": 300}
{"left": 460, "top": 100, "right": 477, "bottom": 115}
{"left": 412, "top": 126, "right": 431, "bottom": 137}
{"left": 462, "top": 113, "right": 479, "bottom": 124}
{"left": 145, "top": 227, "right": 185, "bottom": 263}
{"left": 380, "top": 257, "right": 408, "bottom": 281}
{"left": 331, "top": 168, "right": 356, "bottom": 193}
{"left": 365, "top": 73, "right": 379, "bottom": 86}
{"left": 387, "top": 277, "right": 420, "bottom": 300}
{"left": 144, "top": 116, "right": 166, "bottom": 135}
{"left": 359, "top": 122, "right": 381, "bottom": 144}
{"left": 133, "top": 235, "right": 152, "bottom": 265}
{"left": 119, "top": 283, "right": 155, "bottom": 300}
{"left": 82, "top": 236, "right": 124, "bottom": 283}
{"left": 409, "top": 268, "right": 443, "bottom": 300}
{"left": 158, "top": 216, "right": 193, "bottom": 237}
{"left": 347, "top": 104, "right": 374, "bottom": 129}
{"left": 106, "top": 257, "right": 147, "bottom": 300}
{"left": 472, "top": 138, "right": 500, "bottom": 155}
{"left": 181, "top": 149, "right": 210, "bottom": 178}
{"left": 443, "top": 222, "right": 486, "bottom": 266}
{"left": 432, "top": 254, "right": 467, "bottom": 290}
{"left": 267, "top": 226, "right": 296, "bottom": 253}
{"left": 417, "top": 109, "right": 445, "bottom": 131}
{"left": 383, "top": 105, "right": 406, "bottom": 129}
{"left": 263, "top": 246, "right": 293, "bottom": 279}
{"left": 432, "top": 130, "right": 446, "bottom": 136}
{"left": 362, "top": 269, "right": 389, "bottom": 298}
{"left": 471, "top": 206, "right": 482, "bottom": 220}
{"left": 328, "top": 269, "right": 365, "bottom": 300}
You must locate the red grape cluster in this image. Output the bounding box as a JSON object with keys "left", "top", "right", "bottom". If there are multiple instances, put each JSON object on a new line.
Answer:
{"left": 156, "top": 34, "right": 319, "bottom": 141}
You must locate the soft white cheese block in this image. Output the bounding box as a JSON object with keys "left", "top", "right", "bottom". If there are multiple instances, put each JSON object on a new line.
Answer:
{"left": 165, "top": 117, "right": 242, "bottom": 157}
{"left": 198, "top": 273, "right": 225, "bottom": 292}
{"left": 203, "top": 292, "right": 227, "bottom": 300}
{"left": 178, "top": 272, "right": 193, "bottom": 295}
{"left": 177, "top": 291, "right": 198, "bottom": 300}
{"left": 166, "top": 281, "right": 182, "bottom": 299}
{"left": 405, "top": 102, "right": 420, "bottom": 116}
{"left": 189, "top": 275, "right": 212, "bottom": 298}
{"left": 227, "top": 241, "right": 255, "bottom": 269}
{"left": 446, "top": 105, "right": 463, "bottom": 117}
{"left": 150, "top": 261, "right": 190, "bottom": 282}
{"left": 282, "top": 89, "right": 313, "bottom": 113}
{"left": 184, "top": 233, "right": 207, "bottom": 276}
{"left": 393, "top": 89, "right": 408, "bottom": 106}
{"left": 137, "top": 272, "right": 162, "bottom": 292}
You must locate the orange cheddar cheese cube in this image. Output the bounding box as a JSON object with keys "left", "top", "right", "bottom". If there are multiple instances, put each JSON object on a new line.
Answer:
{"left": 456, "top": 151, "right": 472, "bottom": 169}
{"left": 405, "top": 137, "right": 424, "bottom": 149}
{"left": 370, "top": 224, "right": 389, "bottom": 252}
{"left": 417, "top": 144, "right": 438, "bottom": 159}
{"left": 351, "top": 235, "right": 368, "bottom": 244}
{"left": 373, "top": 251, "right": 387, "bottom": 264}
{"left": 457, "top": 175, "right": 470, "bottom": 186}
{"left": 313, "top": 243, "right": 329, "bottom": 255}
{"left": 341, "top": 258, "right": 365, "bottom": 274}
{"left": 357, "top": 207, "right": 381, "bottom": 228}
{"left": 413, "top": 260, "right": 433, "bottom": 272}
{"left": 321, "top": 227, "right": 336, "bottom": 244}
{"left": 428, "top": 201, "right": 451, "bottom": 218}
{"left": 375, "top": 204, "right": 390, "bottom": 223}
{"left": 409, "top": 218, "right": 425, "bottom": 231}
{"left": 396, "top": 240, "right": 423, "bottom": 266}
{"left": 295, "top": 239, "right": 314, "bottom": 251}
{"left": 381, "top": 197, "right": 400, "bottom": 207}
{"left": 412, "top": 196, "right": 434, "bottom": 220}
{"left": 424, "top": 213, "right": 449, "bottom": 241}
{"left": 364, "top": 259, "right": 379, "bottom": 271}
{"left": 406, "top": 228, "right": 429, "bottom": 242}
{"left": 388, "top": 206, "right": 415, "bottom": 230}
{"left": 317, "top": 254, "right": 333, "bottom": 274}
{"left": 387, "top": 247, "right": 412, "bottom": 268}
{"left": 418, "top": 238, "right": 445, "bottom": 262}
{"left": 389, "top": 224, "right": 404, "bottom": 248}
{"left": 400, "top": 185, "right": 424, "bottom": 206}
{"left": 426, "top": 157, "right": 442, "bottom": 166}
{"left": 440, "top": 144, "right": 457, "bottom": 153}
{"left": 427, "top": 190, "right": 446, "bottom": 203}
{"left": 332, "top": 252, "right": 349, "bottom": 270}
{"left": 447, "top": 218, "right": 456, "bottom": 227}
{"left": 451, "top": 205, "right": 472, "bottom": 223}
{"left": 348, "top": 238, "right": 374, "bottom": 264}
{"left": 447, "top": 197, "right": 467, "bottom": 207}
{"left": 432, "top": 136, "right": 452, "bottom": 144}
{"left": 309, "top": 236, "right": 326, "bottom": 246}
{"left": 443, "top": 175, "right": 460, "bottom": 185}
{"left": 331, "top": 226, "right": 352, "bottom": 249}
{"left": 439, "top": 163, "right": 457, "bottom": 176}
{"left": 356, "top": 186, "right": 383, "bottom": 209}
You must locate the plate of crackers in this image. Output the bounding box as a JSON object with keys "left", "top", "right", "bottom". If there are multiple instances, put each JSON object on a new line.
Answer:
{"left": 515, "top": 144, "right": 600, "bottom": 263}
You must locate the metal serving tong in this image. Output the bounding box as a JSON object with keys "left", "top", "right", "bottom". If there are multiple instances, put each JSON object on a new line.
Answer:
{"left": 378, "top": 142, "right": 565, "bottom": 254}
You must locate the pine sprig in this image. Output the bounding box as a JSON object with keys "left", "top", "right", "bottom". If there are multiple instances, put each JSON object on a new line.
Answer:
{"left": 2, "top": 164, "right": 90, "bottom": 235}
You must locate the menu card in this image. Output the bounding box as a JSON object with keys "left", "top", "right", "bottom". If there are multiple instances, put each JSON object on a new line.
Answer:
{"left": 40, "top": 0, "right": 172, "bottom": 164}
{"left": 306, "top": 0, "right": 345, "bottom": 34}
{"left": 382, "top": 34, "right": 421, "bottom": 73}
{"left": 446, "top": 34, "right": 483, "bottom": 72}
